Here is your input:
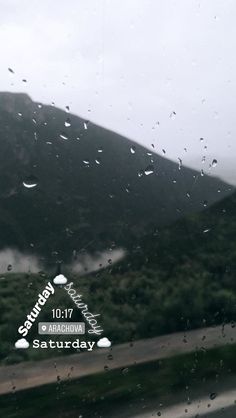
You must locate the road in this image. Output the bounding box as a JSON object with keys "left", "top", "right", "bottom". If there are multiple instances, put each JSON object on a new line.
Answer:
{"left": 131, "top": 388, "right": 236, "bottom": 418}
{"left": 0, "top": 323, "right": 235, "bottom": 395}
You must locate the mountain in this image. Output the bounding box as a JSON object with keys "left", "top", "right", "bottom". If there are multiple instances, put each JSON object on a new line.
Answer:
{"left": 0, "top": 92, "right": 233, "bottom": 264}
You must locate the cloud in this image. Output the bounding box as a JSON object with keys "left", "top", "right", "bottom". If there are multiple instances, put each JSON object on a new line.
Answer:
{"left": 53, "top": 274, "right": 68, "bottom": 285}
{"left": 0, "top": 248, "right": 41, "bottom": 273}
{"left": 15, "top": 338, "right": 29, "bottom": 349}
{"left": 97, "top": 337, "right": 111, "bottom": 348}
{"left": 70, "top": 249, "right": 125, "bottom": 274}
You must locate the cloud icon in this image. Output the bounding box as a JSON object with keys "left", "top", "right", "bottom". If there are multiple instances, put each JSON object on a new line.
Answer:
{"left": 15, "top": 338, "right": 30, "bottom": 349}
{"left": 53, "top": 274, "right": 67, "bottom": 285}
{"left": 97, "top": 337, "right": 111, "bottom": 348}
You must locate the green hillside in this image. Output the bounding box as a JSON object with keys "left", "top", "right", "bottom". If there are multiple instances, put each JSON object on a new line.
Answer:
{"left": 0, "top": 92, "right": 232, "bottom": 265}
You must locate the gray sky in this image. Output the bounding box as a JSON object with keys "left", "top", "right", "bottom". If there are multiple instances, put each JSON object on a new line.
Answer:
{"left": 0, "top": 0, "right": 236, "bottom": 184}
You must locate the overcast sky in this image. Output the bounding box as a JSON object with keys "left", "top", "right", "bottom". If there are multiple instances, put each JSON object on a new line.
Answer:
{"left": 0, "top": 0, "right": 236, "bottom": 184}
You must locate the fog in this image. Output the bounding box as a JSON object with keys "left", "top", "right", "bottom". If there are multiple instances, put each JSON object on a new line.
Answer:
{"left": 0, "top": 1, "right": 235, "bottom": 184}
{"left": 0, "top": 248, "right": 125, "bottom": 275}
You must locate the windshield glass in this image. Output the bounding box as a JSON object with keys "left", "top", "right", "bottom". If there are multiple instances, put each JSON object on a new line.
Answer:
{"left": 0, "top": 2, "right": 236, "bottom": 418}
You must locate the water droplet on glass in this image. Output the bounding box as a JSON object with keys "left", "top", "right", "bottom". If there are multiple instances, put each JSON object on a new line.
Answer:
{"left": 202, "top": 156, "right": 206, "bottom": 164}
{"left": 22, "top": 79, "right": 27, "bottom": 83}
{"left": 212, "top": 159, "right": 218, "bottom": 167}
{"left": 37, "top": 103, "right": 42, "bottom": 109}
{"left": 84, "top": 121, "right": 89, "bottom": 130}
{"left": 178, "top": 158, "right": 182, "bottom": 170}
{"left": 186, "top": 192, "right": 190, "bottom": 198}
{"left": 201, "top": 169, "right": 204, "bottom": 176}
{"left": 98, "top": 147, "right": 103, "bottom": 153}
{"left": 65, "top": 118, "right": 71, "bottom": 128}
{"left": 8, "top": 67, "right": 14, "bottom": 74}
{"left": 210, "top": 393, "right": 217, "bottom": 400}
{"left": 7, "top": 264, "right": 12, "bottom": 271}
{"left": 65, "top": 105, "right": 70, "bottom": 113}
{"left": 170, "top": 111, "right": 176, "bottom": 119}
{"left": 23, "top": 175, "right": 38, "bottom": 189}
{"left": 200, "top": 137, "right": 204, "bottom": 142}
{"left": 59, "top": 133, "right": 68, "bottom": 140}
{"left": 162, "top": 149, "right": 166, "bottom": 154}
{"left": 130, "top": 146, "right": 136, "bottom": 154}
{"left": 95, "top": 159, "right": 100, "bottom": 165}
{"left": 144, "top": 165, "right": 154, "bottom": 176}
{"left": 83, "top": 160, "right": 89, "bottom": 165}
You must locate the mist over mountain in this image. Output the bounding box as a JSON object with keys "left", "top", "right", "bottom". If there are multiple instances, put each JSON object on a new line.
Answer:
{"left": 0, "top": 92, "right": 233, "bottom": 266}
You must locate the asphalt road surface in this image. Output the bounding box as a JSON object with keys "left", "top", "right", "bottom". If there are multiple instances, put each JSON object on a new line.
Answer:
{"left": 0, "top": 323, "right": 235, "bottom": 395}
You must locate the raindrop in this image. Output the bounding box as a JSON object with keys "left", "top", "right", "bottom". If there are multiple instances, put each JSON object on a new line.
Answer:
{"left": 8, "top": 67, "right": 14, "bottom": 74}
{"left": 200, "top": 137, "right": 204, "bottom": 142}
{"left": 65, "top": 105, "right": 70, "bottom": 113}
{"left": 151, "top": 143, "right": 155, "bottom": 148}
{"left": 210, "top": 393, "right": 217, "bottom": 400}
{"left": 22, "top": 79, "right": 27, "bottom": 83}
{"left": 7, "top": 264, "right": 12, "bottom": 271}
{"left": 37, "top": 103, "right": 42, "bottom": 109}
{"left": 178, "top": 158, "right": 182, "bottom": 170}
{"left": 95, "top": 159, "right": 100, "bottom": 165}
{"left": 203, "top": 200, "right": 208, "bottom": 207}
{"left": 23, "top": 175, "right": 38, "bottom": 189}
{"left": 202, "top": 156, "right": 206, "bottom": 164}
{"left": 212, "top": 159, "right": 218, "bottom": 167}
{"left": 138, "top": 170, "right": 144, "bottom": 178}
{"left": 144, "top": 165, "right": 154, "bottom": 176}
{"left": 162, "top": 149, "right": 166, "bottom": 154}
{"left": 59, "top": 133, "right": 68, "bottom": 140}
{"left": 186, "top": 192, "right": 190, "bottom": 198}
{"left": 18, "top": 112, "right": 22, "bottom": 117}
{"left": 84, "top": 121, "right": 89, "bottom": 130}
{"left": 65, "top": 118, "right": 71, "bottom": 128}
{"left": 170, "top": 111, "right": 176, "bottom": 119}
{"left": 203, "top": 228, "right": 210, "bottom": 233}
{"left": 83, "top": 160, "right": 89, "bottom": 165}
{"left": 98, "top": 147, "right": 103, "bottom": 153}
{"left": 130, "top": 146, "right": 136, "bottom": 154}
{"left": 201, "top": 169, "right": 204, "bottom": 176}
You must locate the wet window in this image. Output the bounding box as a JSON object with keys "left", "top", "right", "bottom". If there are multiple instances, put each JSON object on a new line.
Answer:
{"left": 0, "top": 1, "right": 236, "bottom": 418}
